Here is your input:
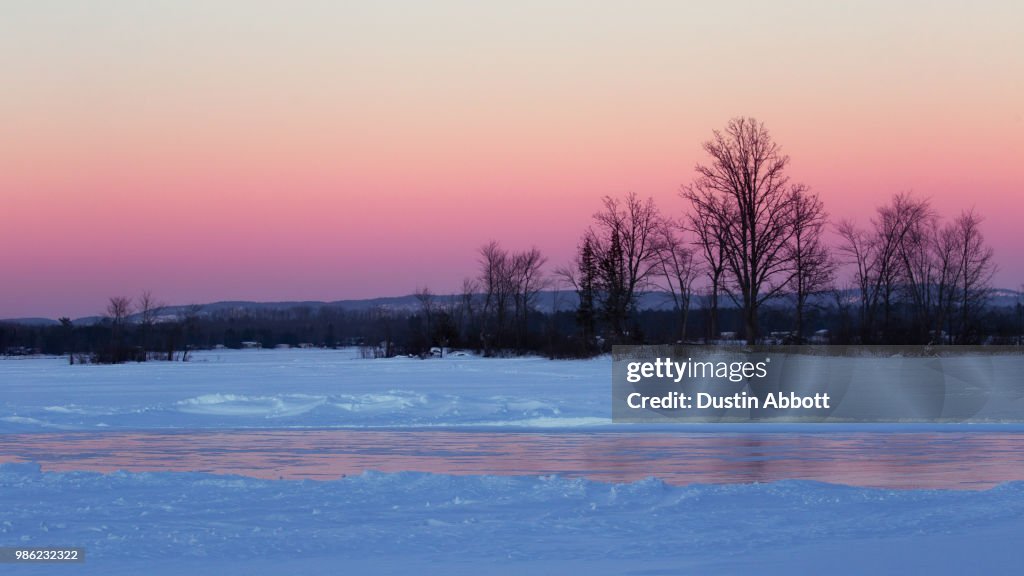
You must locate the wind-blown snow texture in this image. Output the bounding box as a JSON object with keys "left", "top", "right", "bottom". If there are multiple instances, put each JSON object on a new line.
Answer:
{"left": 0, "top": 350, "right": 608, "bottom": 431}
{"left": 3, "top": 463, "right": 1023, "bottom": 575}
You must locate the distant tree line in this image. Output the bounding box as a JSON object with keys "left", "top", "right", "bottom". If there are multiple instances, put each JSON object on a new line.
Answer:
{"left": 1, "top": 117, "right": 1018, "bottom": 361}
{"left": 1, "top": 289, "right": 1021, "bottom": 362}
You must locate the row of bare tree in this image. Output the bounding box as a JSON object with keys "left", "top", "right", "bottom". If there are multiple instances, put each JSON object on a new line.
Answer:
{"left": 553, "top": 118, "right": 835, "bottom": 346}
{"left": 86, "top": 117, "right": 996, "bottom": 356}
{"left": 837, "top": 195, "right": 995, "bottom": 344}
{"left": 92, "top": 292, "right": 200, "bottom": 363}
{"left": 474, "top": 242, "right": 548, "bottom": 353}
{"left": 470, "top": 117, "right": 997, "bottom": 349}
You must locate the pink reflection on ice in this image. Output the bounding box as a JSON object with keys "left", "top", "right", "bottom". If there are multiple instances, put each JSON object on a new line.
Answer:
{"left": 2, "top": 431, "right": 1023, "bottom": 490}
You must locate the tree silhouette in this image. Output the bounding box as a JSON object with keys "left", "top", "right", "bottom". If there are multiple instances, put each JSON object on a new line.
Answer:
{"left": 683, "top": 117, "right": 802, "bottom": 344}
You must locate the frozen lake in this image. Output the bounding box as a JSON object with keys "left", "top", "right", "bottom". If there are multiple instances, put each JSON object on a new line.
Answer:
{"left": 3, "top": 350, "right": 1024, "bottom": 490}
{"left": 3, "top": 429, "right": 1023, "bottom": 489}
{"left": 3, "top": 351, "right": 1024, "bottom": 574}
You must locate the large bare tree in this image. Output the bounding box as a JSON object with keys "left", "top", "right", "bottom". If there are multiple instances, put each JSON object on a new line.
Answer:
{"left": 682, "top": 117, "right": 802, "bottom": 344}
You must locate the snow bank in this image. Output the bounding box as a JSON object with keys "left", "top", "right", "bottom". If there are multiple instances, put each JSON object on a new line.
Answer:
{"left": 1, "top": 463, "right": 1022, "bottom": 575}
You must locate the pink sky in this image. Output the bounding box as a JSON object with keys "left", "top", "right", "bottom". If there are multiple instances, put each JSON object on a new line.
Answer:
{"left": 2, "top": 1, "right": 1021, "bottom": 318}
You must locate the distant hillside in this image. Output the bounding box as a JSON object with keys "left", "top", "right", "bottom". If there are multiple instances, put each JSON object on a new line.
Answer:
{"left": 150, "top": 291, "right": 684, "bottom": 319}
{"left": 3, "top": 287, "right": 1020, "bottom": 326}
{"left": 0, "top": 317, "right": 60, "bottom": 327}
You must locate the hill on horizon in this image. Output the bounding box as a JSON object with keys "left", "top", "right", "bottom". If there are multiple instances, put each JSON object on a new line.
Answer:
{"left": 2, "top": 288, "right": 1021, "bottom": 327}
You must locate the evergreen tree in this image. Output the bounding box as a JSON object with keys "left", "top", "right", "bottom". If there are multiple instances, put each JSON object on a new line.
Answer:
{"left": 575, "top": 237, "right": 597, "bottom": 347}
{"left": 599, "top": 229, "right": 629, "bottom": 341}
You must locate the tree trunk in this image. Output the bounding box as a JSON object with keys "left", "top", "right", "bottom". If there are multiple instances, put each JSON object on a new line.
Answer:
{"left": 795, "top": 298, "right": 805, "bottom": 341}
{"left": 744, "top": 303, "right": 758, "bottom": 345}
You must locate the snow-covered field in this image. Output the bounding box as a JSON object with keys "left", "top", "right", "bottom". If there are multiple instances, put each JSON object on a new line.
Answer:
{"left": 0, "top": 349, "right": 608, "bottom": 431}
{"left": 2, "top": 349, "right": 1023, "bottom": 574}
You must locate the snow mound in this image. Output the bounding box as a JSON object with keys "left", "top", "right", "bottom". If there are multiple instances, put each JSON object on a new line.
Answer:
{"left": 176, "top": 394, "right": 327, "bottom": 418}
{"left": 329, "top": 391, "right": 428, "bottom": 412}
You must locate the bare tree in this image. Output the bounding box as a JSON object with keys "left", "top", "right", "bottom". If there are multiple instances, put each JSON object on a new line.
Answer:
{"left": 478, "top": 240, "right": 512, "bottom": 353}
{"left": 787, "top": 189, "right": 834, "bottom": 341}
{"left": 952, "top": 209, "right": 996, "bottom": 342}
{"left": 414, "top": 285, "right": 435, "bottom": 353}
{"left": 456, "top": 277, "right": 479, "bottom": 345}
{"left": 588, "top": 192, "right": 663, "bottom": 341}
{"left": 104, "top": 296, "right": 134, "bottom": 363}
{"left": 837, "top": 193, "right": 932, "bottom": 343}
{"left": 137, "top": 290, "right": 164, "bottom": 352}
{"left": 891, "top": 205, "right": 994, "bottom": 344}
{"left": 177, "top": 304, "right": 204, "bottom": 361}
{"left": 930, "top": 220, "right": 962, "bottom": 343}
{"left": 106, "top": 296, "right": 133, "bottom": 329}
{"left": 687, "top": 195, "right": 728, "bottom": 340}
{"left": 477, "top": 242, "right": 548, "bottom": 353}
{"left": 137, "top": 291, "right": 163, "bottom": 327}
{"left": 835, "top": 220, "right": 876, "bottom": 342}
{"left": 872, "top": 193, "right": 932, "bottom": 341}
{"left": 654, "top": 218, "right": 699, "bottom": 342}
{"left": 509, "top": 247, "right": 547, "bottom": 349}
{"left": 895, "top": 200, "right": 944, "bottom": 342}
{"left": 682, "top": 117, "right": 801, "bottom": 344}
